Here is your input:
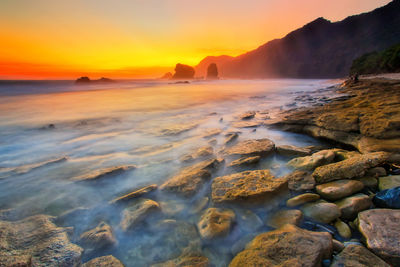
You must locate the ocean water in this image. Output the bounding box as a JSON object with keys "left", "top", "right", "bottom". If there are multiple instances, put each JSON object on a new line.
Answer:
{"left": 0, "top": 79, "right": 338, "bottom": 266}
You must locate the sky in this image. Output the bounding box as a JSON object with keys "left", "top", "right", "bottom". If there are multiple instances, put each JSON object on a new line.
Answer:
{"left": 0, "top": 0, "right": 392, "bottom": 79}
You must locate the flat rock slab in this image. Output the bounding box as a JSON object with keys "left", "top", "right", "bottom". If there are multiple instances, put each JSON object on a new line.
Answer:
{"left": 316, "top": 180, "right": 364, "bottom": 201}
{"left": 283, "top": 170, "right": 316, "bottom": 192}
{"left": 301, "top": 200, "right": 341, "bottom": 224}
{"left": 357, "top": 209, "right": 400, "bottom": 265}
{"left": 287, "top": 149, "right": 335, "bottom": 171}
{"left": 71, "top": 165, "right": 136, "bottom": 182}
{"left": 229, "top": 156, "right": 260, "bottom": 168}
{"left": 160, "top": 158, "right": 221, "bottom": 197}
{"left": 266, "top": 209, "right": 303, "bottom": 228}
{"left": 120, "top": 199, "right": 160, "bottom": 232}
{"left": 180, "top": 146, "right": 214, "bottom": 162}
{"left": 313, "top": 152, "right": 390, "bottom": 183}
{"left": 331, "top": 244, "right": 390, "bottom": 267}
{"left": 221, "top": 139, "right": 275, "bottom": 158}
{"left": 83, "top": 255, "right": 125, "bottom": 267}
{"left": 335, "top": 193, "right": 372, "bottom": 220}
{"left": 197, "top": 208, "right": 235, "bottom": 240}
{"left": 110, "top": 184, "right": 157, "bottom": 204}
{"left": 379, "top": 175, "right": 400, "bottom": 190}
{"left": 229, "top": 224, "right": 332, "bottom": 267}
{"left": 0, "top": 215, "right": 83, "bottom": 267}
{"left": 211, "top": 170, "right": 288, "bottom": 204}
{"left": 276, "top": 145, "right": 312, "bottom": 157}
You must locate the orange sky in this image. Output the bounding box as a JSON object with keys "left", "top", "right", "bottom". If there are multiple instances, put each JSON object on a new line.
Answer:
{"left": 0, "top": 0, "right": 391, "bottom": 79}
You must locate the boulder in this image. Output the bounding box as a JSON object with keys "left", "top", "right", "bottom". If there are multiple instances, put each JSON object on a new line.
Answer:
{"left": 357, "top": 176, "right": 378, "bottom": 188}
{"left": 276, "top": 145, "right": 312, "bottom": 157}
{"left": 334, "top": 219, "right": 351, "bottom": 239}
{"left": 83, "top": 255, "right": 125, "bottom": 267}
{"left": 357, "top": 209, "right": 400, "bottom": 265}
{"left": 120, "top": 199, "right": 161, "bottom": 231}
{"left": 160, "top": 158, "right": 221, "bottom": 197}
{"left": 287, "top": 149, "right": 335, "bottom": 171}
{"left": 197, "top": 208, "right": 235, "bottom": 240}
{"left": 331, "top": 244, "right": 390, "bottom": 267}
{"left": 315, "top": 180, "right": 364, "bottom": 201}
{"left": 235, "top": 209, "right": 263, "bottom": 232}
{"left": 172, "top": 63, "right": 195, "bottom": 79}
{"left": 335, "top": 193, "right": 372, "bottom": 220}
{"left": 378, "top": 175, "right": 400, "bottom": 190}
{"left": 373, "top": 186, "right": 400, "bottom": 209}
{"left": 0, "top": 215, "right": 83, "bottom": 267}
{"left": 283, "top": 170, "right": 316, "bottom": 191}
{"left": 180, "top": 146, "right": 214, "bottom": 163}
{"left": 221, "top": 139, "right": 275, "bottom": 158}
{"left": 301, "top": 200, "right": 341, "bottom": 223}
{"left": 211, "top": 170, "right": 288, "bottom": 204}
{"left": 266, "top": 209, "right": 303, "bottom": 228}
{"left": 313, "top": 152, "right": 390, "bottom": 183}
{"left": 79, "top": 222, "right": 116, "bottom": 250}
{"left": 228, "top": 156, "right": 260, "bottom": 168}
{"left": 151, "top": 251, "right": 209, "bottom": 267}
{"left": 229, "top": 224, "right": 332, "bottom": 267}
{"left": 206, "top": 63, "right": 219, "bottom": 80}
{"left": 110, "top": 184, "right": 157, "bottom": 204}
{"left": 286, "top": 193, "right": 320, "bottom": 207}
{"left": 366, "top": 167, "right": 387, "bottom": 177}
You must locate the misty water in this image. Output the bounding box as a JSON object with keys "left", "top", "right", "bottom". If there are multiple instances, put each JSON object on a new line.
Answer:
{"left": 0, "top": 79, "right": 339, "bottom": 266}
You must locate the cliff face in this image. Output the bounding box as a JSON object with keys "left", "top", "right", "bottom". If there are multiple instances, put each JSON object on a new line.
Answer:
{"left": 195, "top": 0, "right": 400, "bottom": 78}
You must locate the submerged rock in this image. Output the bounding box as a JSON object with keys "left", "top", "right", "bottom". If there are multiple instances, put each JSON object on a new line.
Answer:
{"left": 211, "top": 170, "right": 288, "bottom": 204}
{"left": 221, "top": 139, "right": 275, "bottom": 158}
{"left": 151, "top": 251, "right": 209, "bottom": 267}
{"left": 224, "top": 132, "right": 239, "bottom": 145}
{"left": 312, "top": 152, "right": 390, "bottom": 183}
{"left": 301, "top": 200, "right": 341, "bottom": 223}
{"left": 316, "top": 180, "right": 364, "bottom": 201}
{"left": 71, "top": 165, "right": 136, "bottom": 182}
{"left": 180, "top": 146, "right": 214, "bottom": 163}
{"left": 287, "top": 149, "right": 335, "bottom": 171}
{"left": 83, "top": 255, "right": 125, "bottom": 267}
{"left": 79, "top": 222, "right": 117, "bottom": 250}
{"left": 120, "top": 199, "right": 161, "bottom": 232}
{"left": 228, "top": 156, "right": 260, "bottom": 168}
{"left": 283, "top": 170, "right": 316, "bottom": 192}
{"left": 0, "top": 215, "right": 83, "bottom": 266}
{"left": 335, "top": 193, "right": 372, "bottom": 220}
{"left": 378, "top": 175, "right": 400, "bottom": 190}
{"left": 229, "top": 224, "right": 332, "bottom": 267}
{"left": 110, "top": 184, "right": 158, "bottom": 204}
{"left": 235, "top": 209, "right": 263, "bottom": 232}
{"left": 357, "top": 209, "right": 400, "bottom": 265}
{"left": 276, "top": 145, "right": 312, "bottom": 157}
{"left": 197, "top": 208, "right": 235, "bottom": 240}
{"left": 373, "top": 186, "right": 400, "bottom": 209}
{"left": 266, "top": 209, "right": 303, "bottom": 228}
{"left": 160, "top": 158, "right": 221, "bottom": 197}
{"left": 239, "top": 111, "right": 256, "bottom": 120}
{"left": 286, "top": 193, "right": 320, "bottom": 207}
{"left": 331, "top": 244, "right": 390, "bottom": 267}
{"left": 334, "top": 219, "right": 351, "bottom": 239}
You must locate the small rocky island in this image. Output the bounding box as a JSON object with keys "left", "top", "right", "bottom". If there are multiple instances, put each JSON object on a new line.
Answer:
{"left": 75, "top": 76, "right": 115, "bottom": 84}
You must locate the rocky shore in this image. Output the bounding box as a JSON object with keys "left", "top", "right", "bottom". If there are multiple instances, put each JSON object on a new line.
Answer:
{"left": 1, "top": 78, "right": 400, "bottom": 266}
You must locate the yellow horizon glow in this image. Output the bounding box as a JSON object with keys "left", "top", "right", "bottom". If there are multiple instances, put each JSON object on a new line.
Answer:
{"left": 0, "top": 0, "right": 392, "bottom": 79}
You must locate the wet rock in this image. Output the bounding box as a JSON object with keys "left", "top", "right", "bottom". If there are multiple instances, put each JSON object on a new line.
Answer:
{"left": 172, "top": 63, "right": 195, "bottom": 79}
{"left": 366, "top": 167, "right": 387, "bottom": 177}
{"left": 190, "top": 197, "right": 209, "bottom": 215}
{"left": 373, "top": 186, "right": 400, "bottom": 209}
{"left": 229, "top": 224, "right": 332, "bottom": 267}
{"left": 286, "top": 193, "right": 320, "bottom": 207}
{"left": 71, "top": 165, "right": 136, "bottom": 182}
{"left": 151, "top": 251, "right": 209, "bottom": 267}
{"left": 197, "top": 208, "right": 235, "bottom": 240}
{"left": 160, "top": 158, "right": 221, "bottom": 197}
{"left": 235, "top": 209, "right": 263, "bottom": 232}
{"left": 331, "top": 244, "right": 390, "bottom": 267}
{"left": 332, "top": 239, "right": 345, "bottom": 252}
{"left": 180, "top": 146, "right": 214, "bottom": 163}
{"left": 159, "top": 122, "right": 198, "bottom": 136}
{"left": 202, "top": 128, "right": 222, "bottom": 139}
{"left": 276, "top": 145, "right": 312, "bottom": 157}
{"left": 283, "top": 170, "right": 316, "bottom": 191}
{"left": 83, "top": 255, "right": 125, "bottom": 267}
{"left": 334, "top": 219, "right": 351, "bottom": 239}
{"left": 239, "top": 111, "right": 256, "bottom": 120}
{"left": 287, "top": 149, "right": 335, "bottom": 171}
{"left": 356, "top": 176, "right": 378, "bottom": 188}
{"left": 211, "top": 170, "right": 288, "bottom": 204}
{"left": 316, "top": 180, "right": 364, "bottom": 201}
{"left": 335, "top": 193, "right": 372, "bottom": 220}
{"left": 221, "top": 139, "right": 275, "bottom": 158}
{"left": 79, "top": 222, "right": 116, "bottom": 250}
{"left": 110, "top": 184, "right": 157, "bottom": 204}
{"left": 231, "top": 121, "right": 263, "bottom": 128}
{"left": 120, "top": 199, "right": 161, "bottom": 232}
{"left": 378, "top": 175, "right": 400, "bottom": 190}
{"left": 228, "top": 156, "right": 260, "bottom": 168}
{"left": 224, "top": 133, "right": 239, "bottom": 145}
{"left": 159, "top": 199, "right": 186, "bottom": 216}
{"left": 301, "top": 200, "right": 341, "bottom": 223}
{"left": 0, "top": 215, "right": 83, "bottom": 267}
{"left": 313, "top": 152, "right": 390, "bottom": 183}
{"left": 357, "top": 209, "right": 400, "bottom": 265}
{"left": 266, "top": 209, "right": 303, "bottom": 228}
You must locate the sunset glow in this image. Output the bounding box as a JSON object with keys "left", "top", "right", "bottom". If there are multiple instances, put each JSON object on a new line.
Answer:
{"left": 0, "top": 0, "right": 391, "bottom": 79}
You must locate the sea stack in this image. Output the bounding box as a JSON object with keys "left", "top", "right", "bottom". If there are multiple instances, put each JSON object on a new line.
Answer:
{"left": 206, "top": 63, "right": 219, "bottom": 79}
{"left": 172, "top": 63, "right": 195, "bottom": 79}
